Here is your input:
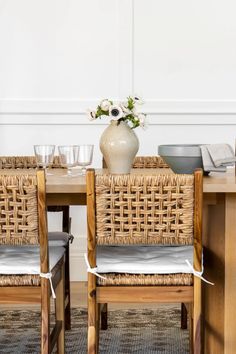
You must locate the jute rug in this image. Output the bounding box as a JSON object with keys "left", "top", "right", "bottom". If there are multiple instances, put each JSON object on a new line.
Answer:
{"left": 0, "top": 306, "right": 189, "bottom": 353}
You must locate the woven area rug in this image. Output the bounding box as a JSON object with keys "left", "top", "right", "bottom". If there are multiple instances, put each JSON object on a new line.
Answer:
{"left": 0, "top": 306, "right": 189, "bottom": 353}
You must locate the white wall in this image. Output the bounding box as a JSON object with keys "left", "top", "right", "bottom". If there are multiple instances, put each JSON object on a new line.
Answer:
{"left": 1, "top": 0, "right": 236, "bottom": 280}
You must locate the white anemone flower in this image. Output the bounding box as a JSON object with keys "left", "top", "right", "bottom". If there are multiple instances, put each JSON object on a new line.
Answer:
{"left": 100, "top": 99, "right": 111, "bottom": 111}
{"left": 120, "top": 103, "right": 131, "bottom": 115}
{"left": 137, "top": 113, "right": 147, "bottom": 129}
{"left": 133, "top": 95, "right": 144, "bottom": 105}
{"left": 87, "top": 109, "right": 96, "bottom": 121}
{"left": 109, "top": 105, "right": 124, "bottom": 120}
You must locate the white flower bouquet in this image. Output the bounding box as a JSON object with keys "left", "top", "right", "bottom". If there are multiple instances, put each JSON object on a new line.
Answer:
{"left": 88, "top": 96, "right": 147, "bottom": 129}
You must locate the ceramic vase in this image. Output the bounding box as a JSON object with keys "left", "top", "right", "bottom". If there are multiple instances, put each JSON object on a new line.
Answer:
{"left": 100, "top": 120, "right": 139, "bottom": 174}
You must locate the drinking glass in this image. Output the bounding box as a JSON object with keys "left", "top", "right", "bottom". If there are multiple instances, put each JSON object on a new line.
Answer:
{"left": 78, "top": 145, "right": 94, "bottom": 175}
{"left": 34, "top": 145, "right": 55, "bottom": 174}
{"left": 58, "top": 145, "right": 79, "bottom": 177}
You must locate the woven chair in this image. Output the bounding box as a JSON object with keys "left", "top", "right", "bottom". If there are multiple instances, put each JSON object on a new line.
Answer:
{"left": 0, "top": 170, "right": 65, "bottom": 353}
{"left": 86, "top": 169, "right": 203, "bottom": 354}
{"left": 0, "top": 155, "right": 73, "bottom": 330}
{"left": 101, "top": 156, "right": 191, "bottom": 331}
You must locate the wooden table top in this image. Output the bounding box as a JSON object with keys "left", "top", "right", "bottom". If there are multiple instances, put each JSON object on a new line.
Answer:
{"left": 46, "top": 169, "right": 87, "bottom": 193}
{"left": 202, "top": 168, "right": 236, "bottom": 193}
{"left": 46, "top": 167, "right": 236, "bottom": 194}
{"left": 2, "top": 167, "right": 236, "bottom": 194}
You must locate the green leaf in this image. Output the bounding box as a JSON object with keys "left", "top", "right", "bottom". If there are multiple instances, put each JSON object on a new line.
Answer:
{"left": 127, "top": 96, "right": 134, "bottom": 110}
{"left": 96, "top": 105, "right": 109, "bottom": 118}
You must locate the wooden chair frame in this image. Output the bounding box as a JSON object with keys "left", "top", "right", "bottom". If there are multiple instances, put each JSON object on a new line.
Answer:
{"left": 0, "top": 170, "right": 65, "bottom": 354}
{"left": 87, "top": 168, "right": 203, "bottom": 354}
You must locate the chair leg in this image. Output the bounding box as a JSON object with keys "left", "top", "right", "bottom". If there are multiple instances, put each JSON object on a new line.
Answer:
{"left": 88, "top": 275, "right": 98, "bottom": 354}
{"left": 62, "top": 205, "right": 71, "bottom": 331}
{"left": 96, "top": 303, "right": 100, "bottom": 351}
{"left": 100, "top": 303, "right": 108, "bottom": 330}
{"left": 56, "top": 265, "right": 65, "bottom": 354}
{"left": 41, "top": 279, "right": 50, "bottom": 354}
{"left": 65, "top": 245, "right": 71, "bottom": 330}
{"left": 189, "top": 303, "right": 193, "bottom": 354}
{"left": 47, "top": 205, "right": 71, "bottom": 330}
{"left": 193, "top": 277, "right": 202, "bottom": 354}
{"left": 181, "top": 303, "right": 188, "bottom": 329}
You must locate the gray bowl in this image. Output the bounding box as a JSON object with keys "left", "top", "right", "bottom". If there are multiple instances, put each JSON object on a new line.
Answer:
{"left": 158, "top": 144, "right": 203, "bottom": 174}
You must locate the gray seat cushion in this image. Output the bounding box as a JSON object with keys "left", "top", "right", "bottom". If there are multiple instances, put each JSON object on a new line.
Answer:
{"left": 0, "top": 245, "right": 65, "bottom": 274}
{"left": 48, "top": 232, "right": 71, "bottom": 246}
{"left": 96, "top": 245, "right": 194, "bottom": 274}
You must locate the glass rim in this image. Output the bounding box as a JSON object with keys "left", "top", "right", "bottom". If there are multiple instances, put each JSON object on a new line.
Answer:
{"left": 58, "top": 145, "right": 79, "bottom": 148}
{"left": 34, "top": 144, "right": 55, "bottom": 147}
{"left": 78, "top": 144, "right": 94, "bottom": 148}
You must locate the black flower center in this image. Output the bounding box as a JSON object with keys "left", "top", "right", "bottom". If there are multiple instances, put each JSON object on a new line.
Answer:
{"left": 111, "top": 108, "right": 120, "bottom": 117}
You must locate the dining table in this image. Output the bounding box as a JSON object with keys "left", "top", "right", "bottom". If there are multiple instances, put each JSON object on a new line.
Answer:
{"left": 45, "top": 167, "right": 236, "bottom": 354}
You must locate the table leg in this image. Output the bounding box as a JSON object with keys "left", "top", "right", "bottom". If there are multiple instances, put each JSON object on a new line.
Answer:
{"left": 203, "top": 193, "right": 236, "bottom": 354}
{"left": 203, "top": 194, "right": 225, "bottom": 354}
{"left": 224, "top": 194, "right": 236, "bottom": 354}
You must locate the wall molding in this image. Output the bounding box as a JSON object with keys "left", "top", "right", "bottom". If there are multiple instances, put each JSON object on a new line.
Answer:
{"left": 1, "top": 99, "right": 236, "bottom": 125}
{"left": 1, "top": 99, "right": 236, "bottom": 114}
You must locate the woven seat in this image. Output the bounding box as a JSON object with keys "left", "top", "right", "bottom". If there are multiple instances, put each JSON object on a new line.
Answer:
{"left": 86, "top": 168, "right": 203, "bottom": 354}
{"left": 0, "top": 274, "right": 41, "bottom": 287}
{"left": 0, "top": 155, "right": 73, "bottom": 330}
{"left": 97, "top": 273, "right": 193, "bottom": 286}
{"left": 0, "top": 171, "right": 65, "bottom": 353}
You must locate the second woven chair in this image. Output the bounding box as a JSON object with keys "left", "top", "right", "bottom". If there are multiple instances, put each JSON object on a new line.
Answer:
{"left": 86, "top": 169, "right": 203, "bottom": 354}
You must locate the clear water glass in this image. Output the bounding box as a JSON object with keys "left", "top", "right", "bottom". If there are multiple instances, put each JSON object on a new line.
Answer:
{"left": 34, "top": 145, "right": 55, "bottom": 173}
{"left": 78, "top": 145, "right": 94, "bottom": 175}
{"left": 58, "top": 145, "right": 79, "bottom": 177}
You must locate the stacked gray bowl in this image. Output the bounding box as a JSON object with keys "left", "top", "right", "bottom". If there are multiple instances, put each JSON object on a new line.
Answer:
{"left": 158, "top": 144, "right": 203, "bottom": 174}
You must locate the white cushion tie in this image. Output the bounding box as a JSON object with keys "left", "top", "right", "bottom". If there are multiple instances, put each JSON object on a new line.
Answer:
{"left": 185, "top": 259, "right": 214, "bottom": 285}
{"left": 40, "top": 272, "right": 56, "bottom": 299}
{"left": 84, "top": 254, "right": 106, "bottom": 280}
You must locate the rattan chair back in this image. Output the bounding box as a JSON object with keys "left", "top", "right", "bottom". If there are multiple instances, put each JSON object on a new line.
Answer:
{"left": 0, "top": 173, "right": 40, "bottom": 245}
{"left": 132, "top": 156, "right": 169, "bottom": 168}
{"left": 95, "top": 173, "right": 194, "bottom": 245}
